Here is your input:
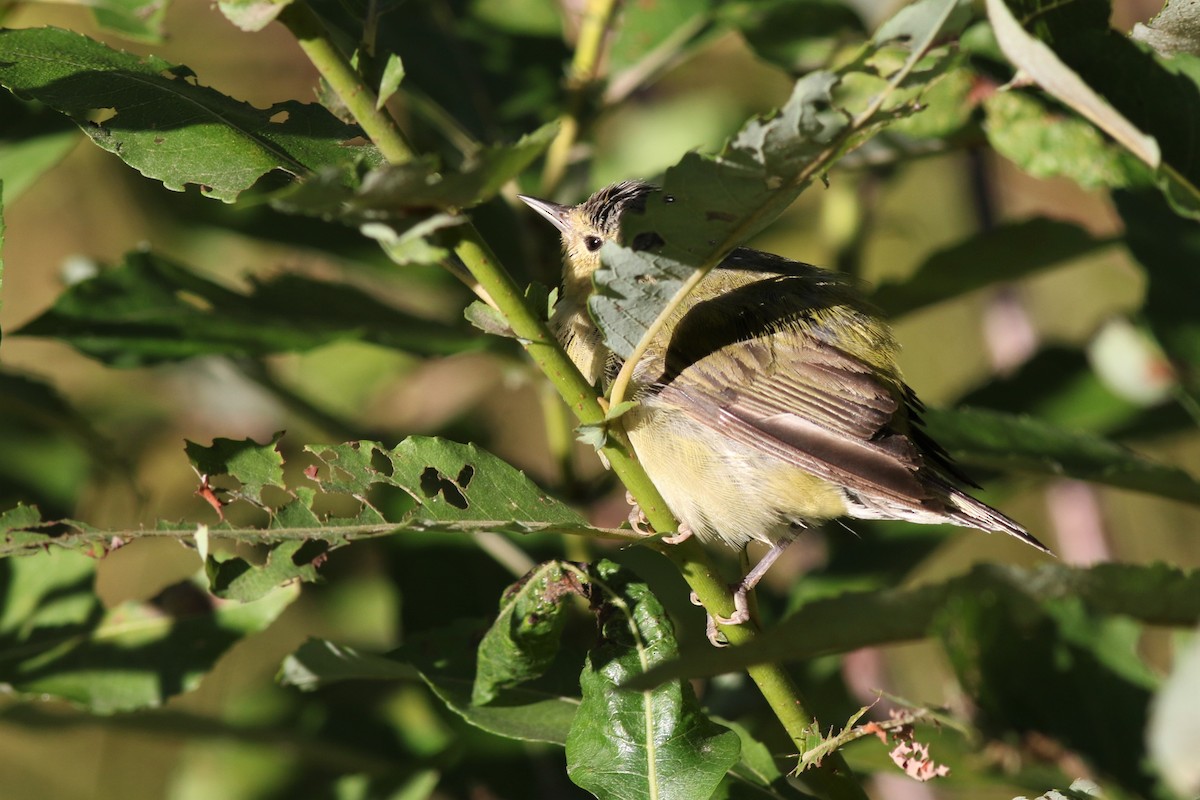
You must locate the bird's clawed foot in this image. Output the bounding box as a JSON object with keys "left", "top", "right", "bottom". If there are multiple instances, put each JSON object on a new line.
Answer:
{"left": 625, "top": 491, "right": 654, "bottom": 536}
{"left": 661, "top": 524, "right": 693, "bottom": 545}
{"left": 689, "top": 587, "right": 751, "bottom": 647}
{"left": 624, "top": 492, "right": 693, "bottom": 544}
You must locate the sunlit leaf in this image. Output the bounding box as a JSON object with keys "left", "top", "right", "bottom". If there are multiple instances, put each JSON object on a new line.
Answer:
{"left": 0, "top": 27, "right": 373, "bottom": 202}
{"left": 473, "top": 561, "right": 583, "bottom": 705}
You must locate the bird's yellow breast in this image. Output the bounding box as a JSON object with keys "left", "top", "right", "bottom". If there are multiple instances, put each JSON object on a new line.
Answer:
{"left": 624, "top": 401, "right": 849, "bottom": 547}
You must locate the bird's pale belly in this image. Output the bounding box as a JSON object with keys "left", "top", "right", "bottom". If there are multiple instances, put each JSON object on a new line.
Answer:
{"left": 625, "top": 400, "right": 850, "bottom": 548}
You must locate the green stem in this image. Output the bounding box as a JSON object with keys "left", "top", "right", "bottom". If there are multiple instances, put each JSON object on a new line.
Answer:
{"left": 279, "top": 6, "right": 865, "bottom": 795}
{"left": 277, "top": 2, "right": 414, "bottom": 165}
{"left": 541, "top": 0, "right": 619, "bottom": 193}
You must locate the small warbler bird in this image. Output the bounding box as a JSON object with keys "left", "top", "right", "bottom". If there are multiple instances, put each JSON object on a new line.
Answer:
{"left": 521, "top": 181, "right": 1048, "bottom": 633}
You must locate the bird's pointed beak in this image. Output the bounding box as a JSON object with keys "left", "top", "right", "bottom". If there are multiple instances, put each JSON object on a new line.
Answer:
{"left": 518, "top": 194, "right": 574, "bottom": 234}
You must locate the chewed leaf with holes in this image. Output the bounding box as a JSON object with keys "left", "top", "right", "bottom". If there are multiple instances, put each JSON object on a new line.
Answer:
{"left": 590, "top": 0, "right": 967, "bottom": 360}
{"left": 0, "top": 27, "right": 376, "bottom": 202}
{"left": 185, "top": 432, "right": 285, "bottom": 506}
{"left": 307, "top": 438, "right": 589, "bottom": 532}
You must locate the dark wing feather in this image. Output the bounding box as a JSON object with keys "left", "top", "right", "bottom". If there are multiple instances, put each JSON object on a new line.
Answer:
{"left": 660, "top": 334, "right": 947, "bottom": 514}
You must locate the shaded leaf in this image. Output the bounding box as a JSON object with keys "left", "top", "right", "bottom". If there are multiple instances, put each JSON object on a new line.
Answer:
{"left": 0, "top": 27, "right": 373, "bottom": 202}
{"left": 722, "top": 0, "right": 865, "bottom": 75}
{"left": 278, "top": 637, "right": 420, "bottom": 690}
{"left": 934, "top": 587, "right": 1155, "bottom": 793}
{"left": 274, "top": 122, "right": 555, "bottom": 222}
{"left": 870, "top": 218, "right": 1115, "bottom": 317}
{"left": 566, "top": 560, "right": 740, "bottom": 800}
{"left": 625, "top": 563, "right": 1200, "bottom": 687}
{"left": 14, "top": 250, "right": 479, "bottom": 366}
{"left": 922, "top": 406, "right": 1200, "bottom": 505}
{"left": 0, "top": 548, "right": 296, "bottom": 713}
{"left": 1115, "top": 188, "right": 1200, "bottom": 399}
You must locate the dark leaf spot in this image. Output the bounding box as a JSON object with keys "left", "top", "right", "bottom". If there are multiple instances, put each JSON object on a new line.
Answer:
{"left": 631, "top": 231, "right": 664, "bottom": 252}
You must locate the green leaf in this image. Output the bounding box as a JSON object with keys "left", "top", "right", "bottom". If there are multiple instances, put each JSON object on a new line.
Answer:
{"left": 0, "top": 96, "right": 79, "bottom": 204}
{"left": 0, "top": 549, "right": 296, "bottom": 713}
{"left": 982, "top": 89, "right": 1152, "bottom": 189}
{"left": 566, "top": 560, "right": 740, "bottom": 800}
{"left": 278, "top": 637, "right": 420, "bottom": 690}
{"left": 922, "top": 406, "right": 1200, "bottom": 505}
{"left": 722, "top": 0, "right": 865, "bottom": 75}
{"left": 590, "top": 0, "right": 965, "bottom": 361}
{"left": 88, "top": 0, "right": 171, "bottom": 42}
{"left": 985, "top": 0, "right": 1200, "bottom": 218}
{"left": 273, "top": 122, "right": 555, "bottom": 222}
{"left": 185, "top": 432, "right": 285, "bottom": 505}
{"left": 607, "top": 0, "right": 709, "bottom": 75}
{"left": 14, "top": 250, "right": 479, "bottom": 366}
{"left": 306, "top": 438, "right": 589, "bottom": 533}
{"left": 625, "top": 563, "right": 1200, "bottom": 687}
{"left": 376, "top": 53, "right": 405, "bottom": 109}
{"left": 217, "top": 0, "right": 293, "bottom": 32}
{"left": 360, "top": 214, "right": 462, "bottom": 267}
{"left": 934, "top": 587, "right": 1155, "bottom": 793}
{"left": 870, "top": 218, "right": 1115, "bottom": 317}
{"left": 347, "top": 121, "right": 558, "bottom": 214}
{"left": 206, "top": 537, "right": 329, "bottom": 602}
{"left": 0, "top": 27, "right": 372, "bottom": 202}
{"left": 473, "top": 561, "right": 584, "bottom": 705}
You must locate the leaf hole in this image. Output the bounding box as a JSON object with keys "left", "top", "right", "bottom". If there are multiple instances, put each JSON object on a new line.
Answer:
{"left": 269, "top": 110, "right": 290, "bottom": 124}
{"left": 456, "top": 464, "right": 474, "bottom": 488}
{"left": 292, "top": 538, "right": 330, "bottom": 567}
{"left": 370, "top": 448, "right": 394, "bottom": 477}
{"left": 631, "top": 231, "right": 664, "bottom": 252}
{"left": 85, "top": 107, "right": 118, "bottom": 125}
{"left": 419, "top": 467, "right": 469, "bottom": 510}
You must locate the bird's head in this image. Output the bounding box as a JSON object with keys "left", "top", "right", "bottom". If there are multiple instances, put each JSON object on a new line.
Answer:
{"left": 519, "top": 181, "right": 658, "bottom": 300}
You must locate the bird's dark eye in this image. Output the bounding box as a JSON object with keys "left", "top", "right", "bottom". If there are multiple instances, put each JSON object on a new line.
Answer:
{"left": 583, "top": 235, "right": 604, "bottom": 252}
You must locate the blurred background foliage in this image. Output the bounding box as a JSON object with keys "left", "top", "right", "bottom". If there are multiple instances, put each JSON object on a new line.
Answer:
{"left": 0, "top": 0, "right": 1198, "bottom": 798}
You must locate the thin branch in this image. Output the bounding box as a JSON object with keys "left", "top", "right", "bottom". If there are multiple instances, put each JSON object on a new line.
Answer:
{"left": 277, "top": 2, "right": 414, "bottom": 165}
{"left": 540, "top": 0, "right": 620, "bottom": 193}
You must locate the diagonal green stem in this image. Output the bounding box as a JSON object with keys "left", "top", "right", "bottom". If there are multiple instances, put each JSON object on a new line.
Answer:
{"left": 277, "top": 4, "right": 866, "bottom": 796}
{"left": 277, "top": 2, "right": 414, "bottom": 165}
{"left": 540, "top": 0, "right": 619, "bottom": 193}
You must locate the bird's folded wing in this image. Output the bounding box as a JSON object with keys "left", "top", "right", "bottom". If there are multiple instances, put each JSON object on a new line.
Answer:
{"left": 661, "top": 336, "right": 942, "bottom": 510}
